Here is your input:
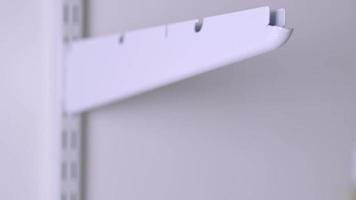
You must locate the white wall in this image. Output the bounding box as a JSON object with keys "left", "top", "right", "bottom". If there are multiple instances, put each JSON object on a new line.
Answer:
{"left": 85, "top": 0, "right": 356, "bottom": 200}
{"left": 0, "top": 0, "right": 60, "bottom": 200}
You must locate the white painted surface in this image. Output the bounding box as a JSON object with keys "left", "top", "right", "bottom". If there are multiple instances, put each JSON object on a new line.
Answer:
{"left": 0, "top": 0, "right": 60, "bottom": 200}
{"left": 65, "top": 7, "right": 292, "bottom": 113}
{"left": 85, "top": 0, "right": 356, "bottom": 200}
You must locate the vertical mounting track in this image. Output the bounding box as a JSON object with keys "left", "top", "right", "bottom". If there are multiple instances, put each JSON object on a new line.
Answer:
{"left": 62, "top": 0, "right": 84, "bottom": 200}
{"left": 61, "top": 116, "right": 82, "bottom": 200}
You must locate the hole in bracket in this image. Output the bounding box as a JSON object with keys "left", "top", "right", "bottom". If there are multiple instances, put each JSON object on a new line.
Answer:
{"left": 195, "top": 19, "right": 204, "bottom": 33}
{"left": 118, "top": 35, "right": 125, "bottom": 44}
{"left": 269, "top": 9, "right": 286, "bottom": 27}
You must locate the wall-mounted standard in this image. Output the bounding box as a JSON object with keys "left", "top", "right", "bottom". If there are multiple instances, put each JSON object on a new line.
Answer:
{"left": 64, "top": 6, "right": 293, "bottom": 114}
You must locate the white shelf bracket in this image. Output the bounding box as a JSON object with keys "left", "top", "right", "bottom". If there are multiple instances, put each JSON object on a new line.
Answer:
{"left": 59, "top": 5, "right": 293, "bottom": 200}
{"left": 64, "top": 6, "right": 293, "bottom": 113}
